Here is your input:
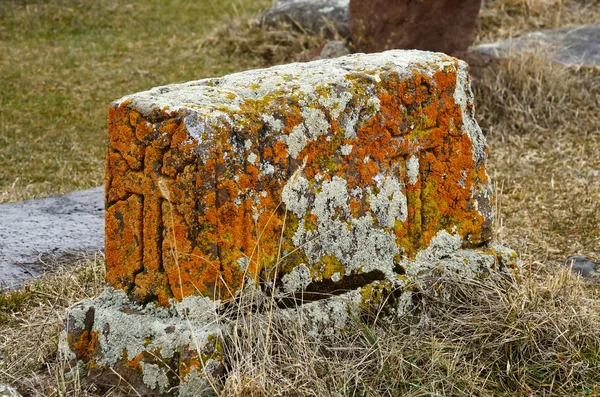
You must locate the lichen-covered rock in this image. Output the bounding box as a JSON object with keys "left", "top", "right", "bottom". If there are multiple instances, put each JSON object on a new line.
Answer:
{"left": 263, "top": 0, "right": 349, "bottom": 37}
{"left": 59, "top": 288, "right": 225, "bottom": 396}
{"left": 64, "top": 50, "right": 519, "bottom": 393}
{"left": 105, "top": 50, "right": 503, "bottom": 306}
{"left": 0, "top": 384, "right": 21, "bottom": 397}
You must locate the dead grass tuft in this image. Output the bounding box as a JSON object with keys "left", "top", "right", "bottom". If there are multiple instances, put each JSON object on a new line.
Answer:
{"left": 215, "top": 265, "right": 600, "bottom": 396}
{"left": 477, "top": 0, "right": 600, "bottom": 43}
{"left": 473, "top": 52, "right": 600, "bottom": 263}
{"left": 200, "top": 17, "right": 338, "bottom": 68}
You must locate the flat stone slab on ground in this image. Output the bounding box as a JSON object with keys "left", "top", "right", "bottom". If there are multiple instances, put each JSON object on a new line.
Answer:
{"left": 263, "top": 0, "right": 349, "bottom": 37}
{"left": 470, "top": 25, "right": 600, "bottom": 67}
{"left": 0, "top": 187, "right": 104, "bottom": 289}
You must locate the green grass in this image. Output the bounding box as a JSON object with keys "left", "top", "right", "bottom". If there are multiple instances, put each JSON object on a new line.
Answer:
{"left": 0, "top": 0, "right": 270, "bottom": 202}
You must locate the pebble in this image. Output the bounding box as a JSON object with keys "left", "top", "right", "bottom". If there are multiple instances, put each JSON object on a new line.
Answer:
{"left": 563, "top": 254, "right": 598, "bottom": 278}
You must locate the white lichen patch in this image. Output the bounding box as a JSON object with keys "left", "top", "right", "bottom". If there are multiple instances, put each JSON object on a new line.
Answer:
{"left": 301, "top": 107, "right": 330, "bottom": 140}
{"left": 261, "top": 114, "right": 284, "bottom": 132}
{"left": 318, "top": 89, "right": 353, "bottom": 120}
{"left": 282, "top": 289, "right": 363, "bottom": 338}
{"left": 368, "top": 175, "right": 408, "bottom": 228}
{"left": 341, "top": 109, "right": 360, "bottom": 139}
{"left": 247, "top": 152, "right": 258, "bottom": 165}
{"left": 340, "top": 144, "right": 353, "bottom": 155}
{"left": 281, "top": 263, "right": 313, "bottom": 294}
{"left": 178, "top": 366, "right": 217, "bottom": 397}
{"left": 414, "top": 230, "right": 463, "bottom": 264}
{"left": 454, "top": 60, "right": 486, "bottom": 164}
{"left": 406, "top": 155, "right": 419, "bottom": 185}
{"left": 141, "top": 362, "right": 170, "bottom": 391}
{"left": 286, "top": 124, "right": 308, "bottom": 158}
{"left": 281, "top": 175, "right": 309, "bottom": 217}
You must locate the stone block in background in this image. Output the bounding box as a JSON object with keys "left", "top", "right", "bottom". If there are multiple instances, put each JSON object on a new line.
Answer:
{"left": 262, "top": 0, "right": 349, "bottom": 37}
{"left": 470, "top": 25, "right": 600, "bottom": 67}
{"left": 350, "top": 0, "right": 482, "bottom": 57}
{"left": 61, "top": 50, "right": 518, "bottom": 394}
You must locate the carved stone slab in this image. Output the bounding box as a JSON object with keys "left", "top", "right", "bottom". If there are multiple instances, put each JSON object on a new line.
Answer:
{"left": 105, "top": 50, "right": 494, "bottom": 305}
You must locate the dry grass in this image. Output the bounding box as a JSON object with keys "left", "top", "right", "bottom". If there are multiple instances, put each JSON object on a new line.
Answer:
{"left": 220, "top": 267, "right": 600, "bottom": 397}
{"left": 477, "top": 0, "right": 600, "bottom": 43}
{"left": 199, "top": 17, "right": 337, "bottom": 68}
{"left": 473, "top": 53, "right": 600, "bottom": 263}
{"left": 0, "top": 253, "right": 106, "bottom": 395}
{"left": 2, "top": 255, "right": 600, "bottom": 396}
{"left": 1, "top": 0, "right": 600, "bottom": 395}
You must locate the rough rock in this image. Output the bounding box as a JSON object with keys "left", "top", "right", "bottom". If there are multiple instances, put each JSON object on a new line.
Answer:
{"left": 62, "top": 50, "right": 518, "bottom": 393}
{"left": 563, "top": 254, "right": 598, "bottom": 278}
{"left": 103, "top": 50, "right": 500, "bottom": 306}
{"left": 350, "top": 0, "right": 482, "bottom": 56}
{"left": 0, "top": 187, "right": 104, "bottom": 290}
{"left": 59, "top": 288, "right": 225, "bottom": 396}
{"left": 263, "top": 0, "right": 349, "bottom": 37}
{"left": 470, "top": 25, "right": 600, "bottom": 67}
{"left": 0, "top": 384, "right": 21, "bottom": 397}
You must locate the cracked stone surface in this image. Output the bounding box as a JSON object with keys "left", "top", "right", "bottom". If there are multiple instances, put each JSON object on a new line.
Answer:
{"left": 103, "top": 50, "right": 498, "bottom": 306}
{"left": 0, "top": 187, "right": 104, "bottom": 290}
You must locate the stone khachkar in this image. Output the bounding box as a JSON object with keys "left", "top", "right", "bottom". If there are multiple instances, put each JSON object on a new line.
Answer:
{"left": 60, "top": 50, "right": 518, "bottom": 395}
{"left": 350, "top": 0, "right": 482, "bottom": 57}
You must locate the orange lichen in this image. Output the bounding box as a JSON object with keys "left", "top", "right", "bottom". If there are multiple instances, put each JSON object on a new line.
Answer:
{"left": 105, "top": 59, "right": 492, "bottom": 305}
{"left": 69, "top": 330, "right": 98, "bottom": 361}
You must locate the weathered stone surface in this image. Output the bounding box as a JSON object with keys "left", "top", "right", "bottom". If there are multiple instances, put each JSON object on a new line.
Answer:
{"left": 0, "top": 187, "right": 104, "bottom": 290}
{"left": 59, "top": 288, "right": 225, "bottom": 396}
{"left": 62, "top": 50, "right": 519, "bottom": 393}
{"left": 350, "top": 0, "right": 482, "bottom": 56}
{"left": 263, "top": 0, "right": 349, "bottom": 37}
{"left": 104, "top": 50, "right": 498, "bottom": 306}
{"left": 0, "top": 384, "right": 21, "bottom": 397}
{"left": 470, "top": 25, "right": 600, "bottom": 67}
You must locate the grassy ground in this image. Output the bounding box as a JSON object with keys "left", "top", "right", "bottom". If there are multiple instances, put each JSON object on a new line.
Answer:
{"left": 1, "top": 0, "right": 599, "bottom": 395}
{"left": 0, "top": 0, "right": 270, "bottom": 203}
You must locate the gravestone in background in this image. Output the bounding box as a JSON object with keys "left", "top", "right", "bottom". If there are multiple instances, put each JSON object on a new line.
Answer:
{"left": 350, "top": 0, "right": 482, "bottom": 57}
{"left": 60, "top": 50, "right": 518, "bottom": 395}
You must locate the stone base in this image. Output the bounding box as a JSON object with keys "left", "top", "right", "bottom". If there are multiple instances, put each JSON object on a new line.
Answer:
{"left": 60, "top": 238, "right": 518, "bottom": 394}
{"left": 59, "top": 289, "right": 226, "bottom": 396}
